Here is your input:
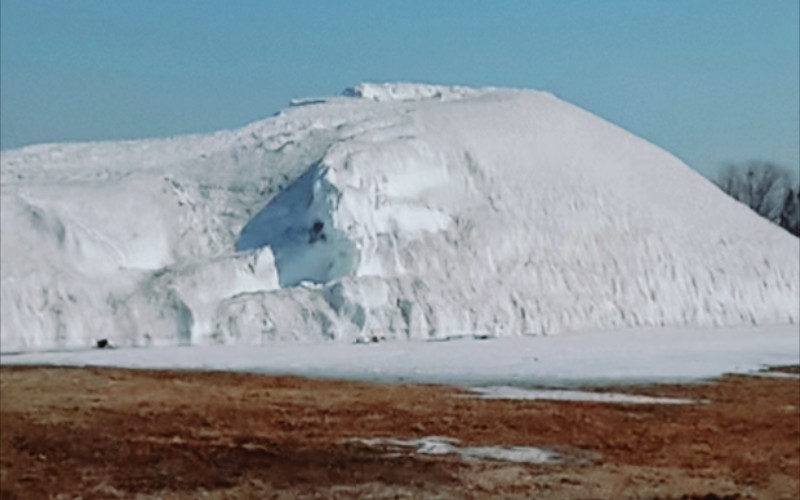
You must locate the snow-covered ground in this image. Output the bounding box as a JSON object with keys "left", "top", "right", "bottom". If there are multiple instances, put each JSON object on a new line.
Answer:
{"left": 2, "top": 325, "right": 797, "bottom": 387}
{"left": 1, "top": 82, "right": 798, "bottom": 353}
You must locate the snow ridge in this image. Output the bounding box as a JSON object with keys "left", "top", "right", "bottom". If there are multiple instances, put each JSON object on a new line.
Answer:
{"left": 342, "top": 82, "right": 480, "bottom": 102}
{"left": 1, "top": 83, "right": 798, "bottom": 352}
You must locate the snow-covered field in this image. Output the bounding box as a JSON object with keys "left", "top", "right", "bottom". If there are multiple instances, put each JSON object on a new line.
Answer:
{"left": 2, "top": 325, "right": 797, "bottom": 386}
{"left": 1, "top": 82, "right": 798, "bottom": 373}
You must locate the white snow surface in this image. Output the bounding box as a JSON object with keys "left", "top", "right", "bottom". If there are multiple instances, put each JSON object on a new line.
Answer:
{"left": 1, "top": 325, "right": 797, "bottom": 386}
{"left": 1, "top": 82, "right": 798, "bottom": 352}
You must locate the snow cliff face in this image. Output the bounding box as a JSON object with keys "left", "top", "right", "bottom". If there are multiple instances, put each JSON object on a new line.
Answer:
{"left": 1, "top": 83, "right": 798, "bottom": 352}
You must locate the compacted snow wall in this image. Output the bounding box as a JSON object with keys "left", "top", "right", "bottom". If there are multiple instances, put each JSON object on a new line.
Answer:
{"left": 1, "top": 83, "right": 798, "bottom": 352}
{"left": 236, "top": 164, "right": 358, "bottom": 287}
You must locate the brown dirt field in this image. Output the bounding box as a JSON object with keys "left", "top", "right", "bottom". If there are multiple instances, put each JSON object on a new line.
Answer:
{"left": 1, "top": 366, "right": 798, "bottom": 499}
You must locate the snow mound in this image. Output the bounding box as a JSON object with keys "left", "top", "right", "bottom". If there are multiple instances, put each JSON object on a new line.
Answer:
{"left": 1, "top": 82, "right": 798, "bottom": 352}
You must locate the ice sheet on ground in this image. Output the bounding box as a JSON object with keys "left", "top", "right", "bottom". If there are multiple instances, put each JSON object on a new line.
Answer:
{"left": 2, "top": 325, "right": 797, "bottom": 387}
{"left": 469, "top": 387, "right": 697, "bottom": 404}
{"left": 352, "top": 436, "right": 558, "bottom": 464}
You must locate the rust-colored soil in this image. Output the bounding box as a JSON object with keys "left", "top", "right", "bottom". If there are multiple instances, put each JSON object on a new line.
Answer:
{"left": 1, "top": 366, "right": 798, "bottom": 499}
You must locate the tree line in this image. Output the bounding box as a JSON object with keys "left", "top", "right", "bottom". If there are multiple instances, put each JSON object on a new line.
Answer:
{"left": 715, "top": 162, "right": 799, "bottom": 237}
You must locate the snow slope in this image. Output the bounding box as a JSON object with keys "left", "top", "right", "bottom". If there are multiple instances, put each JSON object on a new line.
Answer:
{"left": 1, "top": 83, "right": 798, "bottom": 352}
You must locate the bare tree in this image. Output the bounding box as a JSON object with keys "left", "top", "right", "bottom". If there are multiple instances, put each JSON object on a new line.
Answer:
{"left": 779, "top": 186, "right": 800, "bottom": 237}
{"left": 716, "top": 162, "right": 799, "bottom": 237}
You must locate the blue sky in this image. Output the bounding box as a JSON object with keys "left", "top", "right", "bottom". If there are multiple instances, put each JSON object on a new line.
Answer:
{"left": 1, "top": 0, "right": 798, "bottom": 178}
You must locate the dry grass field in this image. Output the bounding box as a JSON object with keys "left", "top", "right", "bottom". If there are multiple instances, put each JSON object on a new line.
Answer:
{"left": 1, "top": 366, "right": 798, "bottom": 499}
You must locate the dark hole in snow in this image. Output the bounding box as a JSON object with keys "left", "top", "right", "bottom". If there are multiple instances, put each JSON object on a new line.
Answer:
{"left": 96, "top": 339, "right": 109, "bottom": 349}
{"left": 309, "top": 219, "right": 327, "bottom": 243}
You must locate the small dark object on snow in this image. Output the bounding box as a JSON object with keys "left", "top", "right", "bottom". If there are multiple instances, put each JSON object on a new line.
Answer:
{"left": 96, "top": 339, "right": 109, "bottom": 349}
{"left": 354, "top": 334, "right": 386, "bottom": 345}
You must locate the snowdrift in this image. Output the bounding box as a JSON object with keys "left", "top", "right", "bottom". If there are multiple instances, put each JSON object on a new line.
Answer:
{"left": 1, "top": 83, "right": 797, "bottom": 352}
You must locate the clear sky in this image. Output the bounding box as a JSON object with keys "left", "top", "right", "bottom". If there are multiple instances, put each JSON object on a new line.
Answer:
{"left": 1, "top": 0, "right": 798, "bottom": 178}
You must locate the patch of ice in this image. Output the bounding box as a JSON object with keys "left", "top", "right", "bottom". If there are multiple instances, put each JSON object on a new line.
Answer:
{"left": 352, "top": 436, "right": 558, "bottom": 464}
{"left": 469, "top": 386, "right": 697, "bottom": 404}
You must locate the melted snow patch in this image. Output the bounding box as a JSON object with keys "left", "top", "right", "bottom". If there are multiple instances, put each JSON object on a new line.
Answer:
{"left": 353, "top": 436, "right": 557, "bottom": 464}
{"left": 470, "top": 386, "right": 697, "bottom": 405}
